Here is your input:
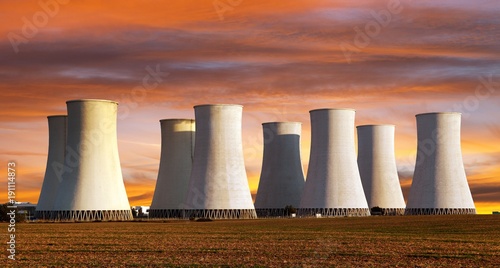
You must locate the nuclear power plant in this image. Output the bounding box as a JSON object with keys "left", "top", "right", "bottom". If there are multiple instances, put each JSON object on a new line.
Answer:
{"left": 406, "top": 112, "right": 476, "bottom": 215}
{"left": 150, "top": 119, "right": 195, "bottom": 218}
{"left": 254, "top": 122, "right": 305, "bottom": 217}
{"left": 34, "top": 99, "right": 480, "bottom": 221}
{"left": 35, "top": 115, "right": 67, "bottom": 220}
{"left": 299, "top": 109, "right": 370, "bottom": 217}
{"left": 357, "top": 125, "right": 406, "bottom": 215}
{"left": 183, "top": 104, "right": 257, "bottom": 219}
{"left": 52, "top": 99, "right": 133, "bottom": 221}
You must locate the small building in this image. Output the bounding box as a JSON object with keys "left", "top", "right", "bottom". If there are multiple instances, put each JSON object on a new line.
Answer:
{"left": 16, "top": 202, "right": 37, "bottom": 221}
{"left": 132, "top": 206, "right": 150, "bottom": 218}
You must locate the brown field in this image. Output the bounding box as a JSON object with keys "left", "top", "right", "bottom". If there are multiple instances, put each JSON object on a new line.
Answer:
{"left": 2, "top": 215, "right": 500, "bottom": 267}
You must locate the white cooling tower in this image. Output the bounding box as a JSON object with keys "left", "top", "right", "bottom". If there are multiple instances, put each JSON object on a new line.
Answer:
{"left": 254, "top": 122, "right": 305, "bottom": 217}
{"left": 357, "top": 125, "right": 405, "bottom": 216}
{"left": 53, "top": 99, "right": 133, "bottom": 221}
{"left": 35, "top": 115, "right": 67, "bottom": 220}
{"left": 183, "top": 104, "right": 257, "bottom": 219}
{"left": 150, "top": 119, "right": 195, "bottom": 218}
{"left": 299, "top": 109, "right": 370, "bottom": 217}
{"left": 406, "top": 112, "right": 476, "bottom": 215}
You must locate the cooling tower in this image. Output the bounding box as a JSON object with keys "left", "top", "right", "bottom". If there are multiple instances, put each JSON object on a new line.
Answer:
{"left": 150, "top": 119, "right": 195, "bottom": 218}
{"left": 254, "top": 122, "right": 305, "bottom": 217}
{"left": 183, "top": 104, "right": 257, "bottom": 219}
{"left": 357, "top": 125, "right": 405, "bottom": 216}
{"left": 299, "top": 109, "right": 370, "bottom": 217}
{"left": 406, "top": 112, "right": 476, "bottom": 215}
{"left": 52, "top": 99, "right": 133, "bottom": 221}
{"left": 35, "top": 115, "right": 67, "bottom": 220}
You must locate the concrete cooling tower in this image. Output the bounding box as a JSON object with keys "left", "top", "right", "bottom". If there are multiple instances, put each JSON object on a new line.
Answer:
{"left": 357, "top": 125, "right": 405, "bottom": 216}
{"left": 183, "top": 104, "right": 257, "bottom": 219}
{"left": 52, "top": 99, "right": 133, "bottom": 221}
{"left": 35, "top": 115, "right": 67, "bottom": 220}
{"left": 299, "top": 109, "right": 370, "bottom": 217}
{"left": 406, "top": 112, "right": 476, "bottom": 215}
{"left": 150, "top": 119, "right": 195, "bottom": 218}
{"left": 254, "top": 122, "right": 305, "bottom": 217}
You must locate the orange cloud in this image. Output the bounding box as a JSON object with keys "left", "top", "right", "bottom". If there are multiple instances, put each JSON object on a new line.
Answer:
{"left": 1, "top": 0, "right": 499, "bottom": 214}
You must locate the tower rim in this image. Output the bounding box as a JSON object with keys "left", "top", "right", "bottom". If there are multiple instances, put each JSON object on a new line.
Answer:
{"left": 66, "top": 99, "right": 118, "bottom": 105}
{"left": 309, "top": 108, "right": 356, "bottom": 113}
{"left": 159, "top": 118, "right": 195, "bottom": 123}
{"left": 416, "top": 112, "right": 461, "bottom": 117}
{"left": 194, "top": 104, "right": 243, "bottom": 108}
{"left": 357, "top": 124, "right": 395, "bottom": 128}
{"left": 47, "top": 115, "right": 67, "bottom": 118}
{"left": 262, "top": 121, "right": 302, "bottom": 125}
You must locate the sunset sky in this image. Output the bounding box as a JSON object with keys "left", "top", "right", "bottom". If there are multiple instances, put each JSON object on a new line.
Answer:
{"left": 1, "top": 0, "right": 499, "bottom": 214}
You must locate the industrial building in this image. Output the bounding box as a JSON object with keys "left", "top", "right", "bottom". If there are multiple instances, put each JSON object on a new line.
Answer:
{"left": 35, "top": 115, "right": 67, "bottom": 220}
{"left": 357, "top": 125, "right": 406, "bottom": 215}
{"left": 254, "top": 122, "right": 305, "bottom": 217}
{"left": 150, "top": 119, "right": 195, "bottom": 218}
{"left": 52, "top": 99, "right": 133, "bottom": 221}
{"left": 34, "top": 100, "right": 480, "bottom": 221}
{"left": 132, "top": 206, "right": 150, "bottom": 218}
{"left": 183, "top": 104, "right": 257, "bottom": 219}
{"left": 406, "top": 112, "right": 476, "bottom": 215}
{"left": 299, "top": 109, "right": 370, "bottom": 217}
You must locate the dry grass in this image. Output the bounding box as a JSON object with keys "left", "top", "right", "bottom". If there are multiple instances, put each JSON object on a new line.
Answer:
{"left": 2, "top": 215, "right": 499, "bottom": 267}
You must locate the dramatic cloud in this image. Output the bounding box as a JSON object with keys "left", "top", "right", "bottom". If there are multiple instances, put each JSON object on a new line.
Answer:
{"left": 1, "top": 0, "right": 499, "bottom": 212}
